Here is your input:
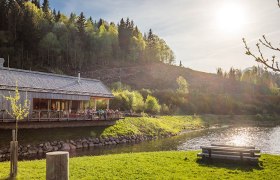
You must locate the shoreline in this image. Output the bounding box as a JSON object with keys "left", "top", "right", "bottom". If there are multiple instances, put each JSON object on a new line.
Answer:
{"left": 0, "top": 115, "right": 279, "bottom": 162}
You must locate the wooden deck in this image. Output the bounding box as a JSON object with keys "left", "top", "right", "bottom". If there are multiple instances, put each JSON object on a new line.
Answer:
{"left": 0, "top": 110, "right": 124, "bottom": 129}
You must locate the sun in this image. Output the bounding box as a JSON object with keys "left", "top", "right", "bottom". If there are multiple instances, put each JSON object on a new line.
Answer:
{"left": 216, "top": 3, "right": 246, "bottom": 33}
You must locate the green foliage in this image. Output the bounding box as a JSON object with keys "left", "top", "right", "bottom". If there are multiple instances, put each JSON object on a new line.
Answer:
{"left": 145, "top": 95, "right": 161, "bottom": 114}
{"left": 0, "top": 151, "right": 279, "bottom": 179}
{"left": 176, "top": 76, "right": 189, "bottom": 94}
{"left": 2, "top": 83, "right": 30, "bottom": 140}
{"left": 111, "top": 90, "right": 145, "bottom": 112}
{"left": 101, "top": 116, "right": 204, "bottom": 137}
{"left": 161, "top": 104, "right": 170, "bottom": 114}
{"left": 0, "top": 1, "right": 175, "bottom": 72}
{"left": 110, "top": 82, "right": 131, "bottom": 91}
{"left": 2, "top": 84, "right": 30, "bottom": 121}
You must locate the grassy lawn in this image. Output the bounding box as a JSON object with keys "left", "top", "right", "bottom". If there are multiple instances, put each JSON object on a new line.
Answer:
{"left": 0, "top": 151, "right": 279, "bottom": 179}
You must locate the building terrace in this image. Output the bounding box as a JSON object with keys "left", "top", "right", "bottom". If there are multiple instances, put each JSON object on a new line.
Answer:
{"left": 0, "top": 58, "right": 122, "bottom": 129}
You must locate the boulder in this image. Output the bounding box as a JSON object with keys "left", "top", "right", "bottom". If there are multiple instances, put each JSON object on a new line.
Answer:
{"left": 69, "top": 144, "right": 76, "bottom": 150}
{"left": 61, "top": 143, "right": 71, "bottom": 151}
{"left": 70, "top": 140, "right": 75, "bottom": 145}
{"left": 38, "top": 148, "right": 44, "bottom": 154}
{"left": 28, "top": 147, "right": 37, "bottom": 155}
{"left": 53, "top": 146, "right": 59, "bottom": 151}
{"left": 82, "top": 142, "right": 89, "bottom": 148}
{"left": 76, "top": 142, "right": 83, "bottom": 149}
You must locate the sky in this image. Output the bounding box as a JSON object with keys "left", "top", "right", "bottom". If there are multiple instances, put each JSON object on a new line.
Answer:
{"left": 50, "top": 0, "right": 280, "bottom": 73}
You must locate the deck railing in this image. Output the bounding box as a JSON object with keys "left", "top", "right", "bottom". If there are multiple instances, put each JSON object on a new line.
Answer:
{"left": 0, "top": 110, "right": 123, "bottom": 122}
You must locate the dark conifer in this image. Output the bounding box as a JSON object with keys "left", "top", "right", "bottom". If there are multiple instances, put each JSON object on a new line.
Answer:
{"left": 76, "top": 12, "right": 86, "bottom": 34}
{"left": 42, "top": 0, "right": 50, "bottom": 13}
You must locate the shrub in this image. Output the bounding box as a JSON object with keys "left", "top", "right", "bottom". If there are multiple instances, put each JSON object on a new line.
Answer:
{"left": 145, "top": 95, "right": 161, "bottom": 114}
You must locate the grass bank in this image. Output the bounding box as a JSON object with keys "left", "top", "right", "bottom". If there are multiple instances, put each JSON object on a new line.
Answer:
{"left": 0, "top": 151, "right": 279, "bottom": 179}
{"left": 101, "top": 116, "right": 204, "bottom": 137}
{"left": 100, "top": 114, "right": 280, "bottom": 138}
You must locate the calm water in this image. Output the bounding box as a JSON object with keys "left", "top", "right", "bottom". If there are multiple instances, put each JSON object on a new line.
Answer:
{"left": 73, "top": 126, "right": 280, "bottom": 157}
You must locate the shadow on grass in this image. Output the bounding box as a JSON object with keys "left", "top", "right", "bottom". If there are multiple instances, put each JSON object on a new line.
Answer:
{"left": 196, "top": 158, "right": 264, "bottom": 172}
{"left": 0, "top": 176, "right": 11, "bottom": 180}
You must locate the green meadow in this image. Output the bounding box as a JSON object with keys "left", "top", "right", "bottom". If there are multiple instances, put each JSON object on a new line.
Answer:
{"left": 0, "top": 151, "right": 279, "bottom": 179}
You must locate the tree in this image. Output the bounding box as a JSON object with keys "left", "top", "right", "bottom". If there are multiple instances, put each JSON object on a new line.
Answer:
{"left": 39, "top": 32, "right": 61, "bottom": 65}
{"left": 76, "top": 12, "right": 86, "bottom": 35}
{"left": 2, "top": 83, "right": 30, "bottom": 178}
{"left": 179, "top": 61, "right": 183, "bottom": 67}
{"left": 31, "top": 0, "right": 40, "bottom": 8}
{"left": 216, "top": 67, "right": 223, "bottom": 77}
{"left": 243, "top": 1, "right": 280, "bottom": 72}
{"left": 145, "top": 95, "right": 161, "bottom": 114}
{"left": 176, "top": 76, "right": 189, "bottom": 94}
{"left": 42, "top": 0, "right": 50, "bottom": 13}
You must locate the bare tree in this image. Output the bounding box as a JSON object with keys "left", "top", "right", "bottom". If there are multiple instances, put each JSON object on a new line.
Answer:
{"left": 243, "top": 1, "right": 280, "bottom": 72}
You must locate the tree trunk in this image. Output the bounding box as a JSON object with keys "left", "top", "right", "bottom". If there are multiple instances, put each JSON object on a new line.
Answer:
{"left": 10, "top": 130, "right": 18, "bottom": 178}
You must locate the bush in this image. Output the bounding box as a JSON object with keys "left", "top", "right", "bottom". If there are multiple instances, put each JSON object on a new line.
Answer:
{"left": 110, "top": 90, "right": 145, "bottom": 112}
{"left": 145, "top": 95, "right": 161, "bottom": 114}
{"left": 161, "top": 104, "right": 170, "bottom": 115}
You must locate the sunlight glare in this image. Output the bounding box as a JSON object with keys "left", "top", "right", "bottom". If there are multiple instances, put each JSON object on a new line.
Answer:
{"left": 216, "top": 3, "right": 246, "bottom": 33}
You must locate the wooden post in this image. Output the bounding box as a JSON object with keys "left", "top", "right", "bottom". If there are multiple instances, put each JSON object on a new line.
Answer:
{"left": 94, "top": 99, "right": 97, "bottom": 110}
{"left": 10, "top": 130, "right": 18, "bottom": 178}
{"left": 106, "top": 99, "right": 110, "bottom": 110}
{"left": 46, "top": 151, "right": 69, "bottom": 180}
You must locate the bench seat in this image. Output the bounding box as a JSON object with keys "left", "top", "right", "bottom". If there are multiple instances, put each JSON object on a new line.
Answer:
{"left": 197, "top": 144, "right": 261, "bottom": 162}
{"left": 197, "top": 152, "right": 259, "bottom": 162}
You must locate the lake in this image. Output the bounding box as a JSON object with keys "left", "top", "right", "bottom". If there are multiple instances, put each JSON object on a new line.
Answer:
{"left": 73, "top": 126, "right": 280, "bottom": 157}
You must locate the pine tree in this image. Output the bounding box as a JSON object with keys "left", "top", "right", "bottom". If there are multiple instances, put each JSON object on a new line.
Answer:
{"left": 0, "top": 0, "right": 8, "bottom": 30}
{"left": 76, "top": 12, "right": 86, "bottom": 34}
{"left": 52, "top": 8, "right": 56, "bottom": 17}
{"left": 55, "top": 10, "right": 61, "bottom": 22}
{"left": 42, "top": 0, "right": 50, "bottom": 13}
{"left": 31, "top": 0, "right": 40, "bottom": 8}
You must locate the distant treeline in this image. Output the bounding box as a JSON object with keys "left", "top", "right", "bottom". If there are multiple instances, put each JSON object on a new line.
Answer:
{"left": 217, "top": 66, "right": 280, "bottom": 95}
{"left": 0, "top": 0, "right": 175, "bottom": 73}
{"left": 109, "top": 75, "right": 280, "bottom": 115}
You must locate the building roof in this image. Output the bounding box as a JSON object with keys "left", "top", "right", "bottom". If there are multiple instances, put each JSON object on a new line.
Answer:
{"left": 0, "top": 67, "right": 114, "bottom": 98}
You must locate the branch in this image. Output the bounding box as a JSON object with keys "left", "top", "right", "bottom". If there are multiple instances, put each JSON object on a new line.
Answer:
{"left": 243, "top": 38, "right": 280, "bottom": 72}
{"left": 278, "top": 0, "right": 280, "bottom": 8}
{"left": 259, "top": 35, "right": 280, "bottom": 51}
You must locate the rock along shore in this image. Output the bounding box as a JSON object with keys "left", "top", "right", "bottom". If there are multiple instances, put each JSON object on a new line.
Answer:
{"left": 0, "top": 133, "right": 175, "bottom": 162}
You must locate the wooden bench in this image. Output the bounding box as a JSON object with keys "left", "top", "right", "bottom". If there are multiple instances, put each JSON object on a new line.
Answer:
{"left": 197, "top": 144, "right": 261, "bottom": 162}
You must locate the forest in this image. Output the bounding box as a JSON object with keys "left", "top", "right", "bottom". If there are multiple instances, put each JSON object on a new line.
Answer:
{"left": 0, "top": 0, "right": 279, "bottom": 116}
{"left": 0, "top": 0, "right": 175, "bottom": 74}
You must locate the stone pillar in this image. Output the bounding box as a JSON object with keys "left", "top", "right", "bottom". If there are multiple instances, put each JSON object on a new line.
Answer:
{"left": 46, "top": 151, "right": 69, "bottom": 180}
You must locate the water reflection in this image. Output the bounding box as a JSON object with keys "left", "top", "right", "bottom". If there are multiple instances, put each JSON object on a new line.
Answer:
{"left": 71, "top": 126, "right": 280, "bottom": 158}
{"left": 178, "top": 126, "right": 280, "bottom": 154}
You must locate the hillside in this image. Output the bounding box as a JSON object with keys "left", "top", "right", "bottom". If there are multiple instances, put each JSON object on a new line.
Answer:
{"left": 82, "top": 63, "right": 263, "bottom": 95}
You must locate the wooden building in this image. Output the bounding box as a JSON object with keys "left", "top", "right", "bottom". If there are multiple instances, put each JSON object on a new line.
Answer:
{"left": 0, "top": 58, "right": 121, "bottom": 129}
